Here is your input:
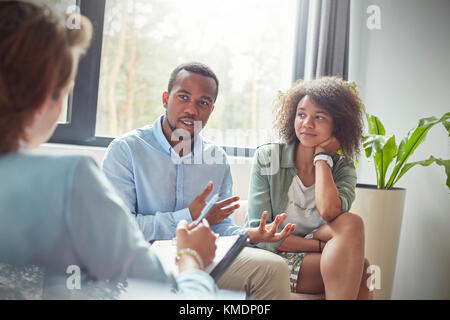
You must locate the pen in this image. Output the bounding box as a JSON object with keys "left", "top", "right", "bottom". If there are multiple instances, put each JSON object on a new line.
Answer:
{"left": 193, "top": 193, "right": 220, "bottom": 226}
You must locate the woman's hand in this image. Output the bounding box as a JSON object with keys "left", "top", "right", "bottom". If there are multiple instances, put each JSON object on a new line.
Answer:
{"left": 176, "top": 220, "right": 217, "bottom": 271}
{"left": 246, "top": 211, "right": 296, "bottom": 244}
{"left": 314, "top": 136, "right": 341, "bottom": 155}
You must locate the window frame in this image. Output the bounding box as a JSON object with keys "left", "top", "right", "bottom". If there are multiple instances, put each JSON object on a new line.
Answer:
{"left": 49, "top": 0, "right": 106, "bottom": 146}
{"left": 49, "top": 0, "right": 305, "bottom": 158}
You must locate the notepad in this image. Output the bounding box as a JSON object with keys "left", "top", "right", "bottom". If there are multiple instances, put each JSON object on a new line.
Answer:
{"left": 150, "top": 234, "right": 249, "bottom": 281}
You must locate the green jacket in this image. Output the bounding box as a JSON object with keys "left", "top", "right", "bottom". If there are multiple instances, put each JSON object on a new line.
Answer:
{"left": 245, "top": 142, "right": 357, "bottom": 251}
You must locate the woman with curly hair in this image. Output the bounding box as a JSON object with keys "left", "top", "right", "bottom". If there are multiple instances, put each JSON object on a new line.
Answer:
{"left": 246, "top": 77, "right": 372, "bottom": 299}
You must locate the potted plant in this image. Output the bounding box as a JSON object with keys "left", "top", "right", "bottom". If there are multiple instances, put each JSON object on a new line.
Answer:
{"left": 349, "top": 83, "right": 450, "bottom": 299}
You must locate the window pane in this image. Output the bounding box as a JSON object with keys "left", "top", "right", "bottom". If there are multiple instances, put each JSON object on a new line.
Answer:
{"left": 42, "top": 0, "right": 78, "bottom": 124}
{"left": 44, "top": 0, "right": 77, "bottom": 11}
{"left": 96, "top": 0, "right": 297, "bottom": 147}
{"left": 56, "top": 93, "right": 70, "bottom": 124}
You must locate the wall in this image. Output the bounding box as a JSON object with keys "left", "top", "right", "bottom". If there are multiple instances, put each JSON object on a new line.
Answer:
{"left": 348, "top": 0, "right": 450, "bottom": 299}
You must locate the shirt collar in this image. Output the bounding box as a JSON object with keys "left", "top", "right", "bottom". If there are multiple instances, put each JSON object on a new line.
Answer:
{"left": 154, "top": 114, "right": 203, "bottom": 158}
{"left": 153, "top": 115, "right": 172, "bottom": 155}
{"left": 280, "top": 142, "right": 296, "bottom": 168}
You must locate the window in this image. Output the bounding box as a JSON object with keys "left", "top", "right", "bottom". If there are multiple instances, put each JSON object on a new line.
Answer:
{"left": 50, "top": 0, "right": 300, "bottom": 155}
{"left": 43, "top": 0, "right": 78, "bottom": 125}
{"left": 50, "top": 0, "right": 107, "bottom": 145}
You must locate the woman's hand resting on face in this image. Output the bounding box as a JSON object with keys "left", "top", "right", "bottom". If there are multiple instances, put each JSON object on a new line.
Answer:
{"left": 314, "top": 136, "right": 341, "bottom": 155}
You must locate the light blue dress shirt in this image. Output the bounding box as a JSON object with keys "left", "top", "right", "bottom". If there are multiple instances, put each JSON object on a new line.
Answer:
{"left": 0, "top": 149, "right": 215, "bottom": 297}
{"left": 102, "top": 115, "right": 246, "bottom": 242}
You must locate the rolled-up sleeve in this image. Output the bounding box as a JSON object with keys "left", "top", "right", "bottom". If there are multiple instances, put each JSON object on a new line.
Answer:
{"left": 332, "top": 158, "right": 357, "bottom": 213}
{"left": 246, "top": 147, "right": 282, "bottom": 252}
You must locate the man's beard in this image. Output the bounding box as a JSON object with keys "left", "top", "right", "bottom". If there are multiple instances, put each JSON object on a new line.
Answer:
{"left": 165, "top": 112, "right": 199, "bottom": 141}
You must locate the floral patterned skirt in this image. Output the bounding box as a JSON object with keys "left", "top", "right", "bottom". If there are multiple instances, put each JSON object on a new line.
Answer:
{"left": 274, "top": 251, "right": 307, "bottom": 293}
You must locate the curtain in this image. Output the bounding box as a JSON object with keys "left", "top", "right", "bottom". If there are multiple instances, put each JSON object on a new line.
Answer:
{"left": 293, "top": 0, "right": 350, "bottom": 81}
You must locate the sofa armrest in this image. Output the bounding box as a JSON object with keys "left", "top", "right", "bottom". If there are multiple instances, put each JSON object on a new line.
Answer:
{"left": 232, "top": 200, "right": 248, "bottom": 227}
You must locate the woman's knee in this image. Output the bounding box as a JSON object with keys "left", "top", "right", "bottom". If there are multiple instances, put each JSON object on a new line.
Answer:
{"left": 331, "top": 212, "right": 365, "bottom": 241}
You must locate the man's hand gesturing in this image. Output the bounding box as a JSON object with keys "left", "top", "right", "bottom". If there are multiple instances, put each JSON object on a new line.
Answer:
{"left": 189, "top": 181, "right": 240, "bottom": 226}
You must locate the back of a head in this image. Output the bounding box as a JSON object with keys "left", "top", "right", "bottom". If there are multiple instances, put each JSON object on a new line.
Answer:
{"left": 0, "top": 0, "right": 93, "bottom": 155}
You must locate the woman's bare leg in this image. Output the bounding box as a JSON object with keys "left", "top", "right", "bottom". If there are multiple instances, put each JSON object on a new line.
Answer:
{"left": 296, "top": 255, "right": 372, "bottom": 300}
{"left": 312, "top": 212, "right": 365, "bottom": 299}
{"left": 357, "top": 258, "right": 373, "bottom": 300}
{"left": 296, "top": 253, "right": 324, "bottom": 294}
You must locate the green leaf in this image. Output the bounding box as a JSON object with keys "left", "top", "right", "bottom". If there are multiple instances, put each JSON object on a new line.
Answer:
{"left": 443, "top": 119, "right": 450, "bottom": 137}
{"left": 381, "top": 135, "right": 397, "bottom": 187}
{"left": 396, "top": 135, "right": 408, "bottom": 163}
{"left": 373, "top": 150, "right": 383, "bottom": 188}
{"left": 363, "top": 134, "right": 387, "bottom": 187}
{"left": 362, "top": 135, "right": 373, "bottom": 158}
{"left": 364, "top": 145, "right": 373, "bottom": 158}
{"left": 386, "top": 112, "right": 450, "bottom": 189}
{"left": 366, "top": 114, "right": 385, "bottom": 136}
{"left": 362, "top": 134, "right": 385, "bottom": 185}
{"left": 363, "top": 134, "right": 387, "bottom": 152}
{"left": 363, "top": 134, "right": 397, "bottom": 188}
{"left": 371, "top": 135, "right": 397, "bottom": 188}
{"left": 392, "top": 156, "right": 450, "bottom": 190}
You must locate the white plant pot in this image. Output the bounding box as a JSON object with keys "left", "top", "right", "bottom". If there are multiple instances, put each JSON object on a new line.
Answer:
{"left": 350, "top": 184, "right": 406, "bottom": 300}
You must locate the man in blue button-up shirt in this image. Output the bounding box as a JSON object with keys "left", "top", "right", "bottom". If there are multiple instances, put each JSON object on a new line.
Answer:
{"left": 102, "top": 113, "right": 246, "bottom": 240}
{"left": 102, "top": 63, "right": 294, "bottom": 299}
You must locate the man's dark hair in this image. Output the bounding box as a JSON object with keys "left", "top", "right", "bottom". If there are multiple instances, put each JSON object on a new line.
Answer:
{"left": 168, "top": 62, "right": 219, "bottom": 102}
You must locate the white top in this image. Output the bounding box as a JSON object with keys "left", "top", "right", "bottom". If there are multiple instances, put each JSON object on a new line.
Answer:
{"left": 281, "top": 176, "right": 325, "bottom": 237}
